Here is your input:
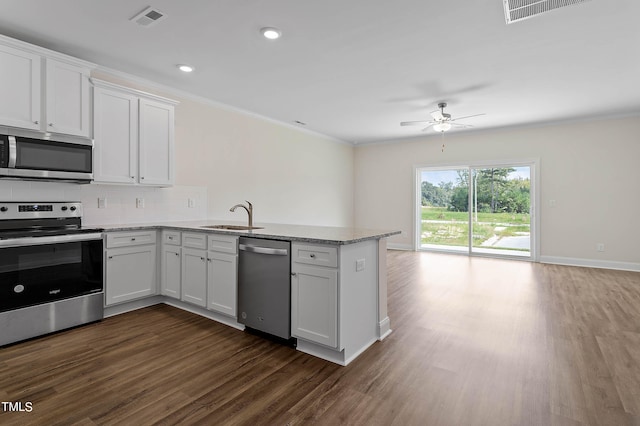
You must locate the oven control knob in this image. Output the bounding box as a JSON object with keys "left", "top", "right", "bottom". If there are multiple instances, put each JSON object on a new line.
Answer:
{"left": 61, "top": 206, "right": 68, "bottom": 211}
{"left": 0, "top": 206, "right": 7, "bottom": 212}
{"left": 70, "top": 206, "right": 77, "bottom": 211}
{"left": 14, "top": 284, "right": 25, "bottom": 294}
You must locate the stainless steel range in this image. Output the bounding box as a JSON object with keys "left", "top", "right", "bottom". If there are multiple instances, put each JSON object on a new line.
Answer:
{"left": 0, "top": 202, "right": 104, "bottom": 346}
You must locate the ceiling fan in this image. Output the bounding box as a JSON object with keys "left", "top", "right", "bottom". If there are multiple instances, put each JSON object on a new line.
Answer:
{"left": 400, "top": 102, "right": 485, "bottom": 132}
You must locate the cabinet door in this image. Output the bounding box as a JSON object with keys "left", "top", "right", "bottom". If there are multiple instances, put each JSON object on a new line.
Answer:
{"left": 291, "top": 264, "right": 338, "bottom": 348}
{"left": 93, "top": 86, "right": 138, "bottom": 183}
{"left": 105, "top": 245, "right": 157, "bottom": 306}
{"left": 138, "top": 98, "right": 174, "bottom": 186}
{"left": 161, "top": 245, "right": 181, "bottom": 299}
{"left": 0, "top": 44, "right": 41, "bottom": 130}
{"left": 45, "top": 59, "right": 90, "bottom": 137}
{"left": 207, "top": 251, "right": 237, "bottom": 317}
{"left": 181, "top": 248, "right": 207, "bottom": 307}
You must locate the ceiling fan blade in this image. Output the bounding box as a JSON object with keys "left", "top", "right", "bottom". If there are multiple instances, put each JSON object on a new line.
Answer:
{"left": 401, "top": 120, "right": 431, "bottom": 126}
{"left": 421, "top": 123, "right": 436, "bottom": 131}
{"left": 450, "top": 122, "right": 474, "bottom": 128}
{"left": 450, "top": 113, "right": 485, "bottom": 121}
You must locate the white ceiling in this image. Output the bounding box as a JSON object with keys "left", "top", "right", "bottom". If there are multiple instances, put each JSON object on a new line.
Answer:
{"left": 1, "top": 0, "right": 639, "bottom": 144}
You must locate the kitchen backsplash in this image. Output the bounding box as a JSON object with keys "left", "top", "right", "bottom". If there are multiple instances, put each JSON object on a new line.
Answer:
{"left": 0, "top": 181, "right": 207, "bottom": 226}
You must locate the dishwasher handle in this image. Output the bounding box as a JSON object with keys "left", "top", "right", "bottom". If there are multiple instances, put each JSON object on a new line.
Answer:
{"left": 239, "top": 243, "right": 288, "bottom": 256}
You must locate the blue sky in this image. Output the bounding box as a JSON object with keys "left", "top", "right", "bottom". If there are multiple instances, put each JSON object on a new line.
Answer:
{"left": 422, "top": 167, "right": 530, "bottom": 186}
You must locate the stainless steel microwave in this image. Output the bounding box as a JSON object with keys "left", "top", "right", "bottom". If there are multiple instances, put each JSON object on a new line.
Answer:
{"left": 0, "top": 131, "right": 93, "bottom": 183}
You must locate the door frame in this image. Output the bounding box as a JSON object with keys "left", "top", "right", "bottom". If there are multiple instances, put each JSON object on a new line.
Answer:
{"left": 413, "top": 158, "right": 540, "bottom": 261}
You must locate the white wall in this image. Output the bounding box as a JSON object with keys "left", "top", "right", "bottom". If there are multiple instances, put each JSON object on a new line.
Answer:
{"left": 354, "top": 116, "right": 640, "bottom": 270}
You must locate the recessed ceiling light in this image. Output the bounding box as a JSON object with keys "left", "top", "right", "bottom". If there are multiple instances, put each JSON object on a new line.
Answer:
{"left": 177, "top": 64, "right": 194, "bottom": 73}
{"left": 261, "top": 27, "right": 282, "bottom": 40}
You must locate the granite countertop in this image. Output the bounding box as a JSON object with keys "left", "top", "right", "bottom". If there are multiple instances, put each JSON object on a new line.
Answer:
{"left": 98, "top": 220, "right": 401, "bottom": 245}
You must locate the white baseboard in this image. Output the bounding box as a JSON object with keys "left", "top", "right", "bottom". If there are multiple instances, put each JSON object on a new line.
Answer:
{"left": 104, "top": 296, "right": 244, "bottom": 330}
{"left": 163, "top": 299, "right": 244, "bottom": 330}
{"left": 540, "top": 256, "right": 640, "bottom": 272}
{"left": 378, "top": 317, "right": 392, "bottom": 340}
{"left": 387, "top": 243, "right": 413, "bottom": 251}
{"left": 104, "top": 296, "right": 163, "bottom": 317}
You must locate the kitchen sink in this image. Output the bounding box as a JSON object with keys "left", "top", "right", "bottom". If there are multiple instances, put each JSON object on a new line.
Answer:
{"left": 201, "top": 225, "right": 264, "bottom": 231}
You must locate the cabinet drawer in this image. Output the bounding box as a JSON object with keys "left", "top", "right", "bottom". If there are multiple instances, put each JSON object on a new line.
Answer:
{"left": 106, "top": 230, "right": 157, "bottom": 248}
{"left": 182, "top": 232, "right": 207, "bottom": 249}
{"left": 292, "top": 243, "right": 338, "bottom": 268}
{"left": 207, "top": 234, "right": 238, "bottom": 254}
{"left": 163, "top": 230, "right": 181, "bottom": 246}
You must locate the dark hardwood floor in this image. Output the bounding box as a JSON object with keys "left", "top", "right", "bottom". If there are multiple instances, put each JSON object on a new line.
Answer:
{"left": 2, "top": 251, "right": 640, "bottom": 425}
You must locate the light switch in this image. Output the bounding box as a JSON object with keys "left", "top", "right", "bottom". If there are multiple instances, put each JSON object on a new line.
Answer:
{"left": 188, "top": 198, "right": 195, "bottom": 208}
{"left": 356, "top": 258, "right": 365, "bottom": 272}
{"left": 136, "top": 198, "right": 145, "bottom": 208}
{"left": 98, "top": 198, "right": 107, "bottom": 209}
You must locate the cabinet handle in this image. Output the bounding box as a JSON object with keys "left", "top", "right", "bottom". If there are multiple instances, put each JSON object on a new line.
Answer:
{"left": 207, "top": 258, "right": 212, "bottom": 262}
{"left": 141, "top": 177, "right": 145, "bottom": 180}
{"left": 131, "top": 238, "right": 136, "bottom": 241}
{"left": 291, "top": 272, "right": 297, "bottom": 276}
{"left": 310, "top": 254, "right": 316, "bottom": 258}
{"left": 175, "top": 253, "right": 179, "bottom": 257}
{"left": 130, "top": 176, "right": 135, "bottom": 179}
{"left": 200, "top": 257, "right": 205, "bottom": 261}
{"left": 48, "top": 123, "right": 54, "bottom": 127}
{"left": 108, "top": 256, "right": 113, "bottom": 260}
{"left": 34, "top": 120, "right": 39, "bottom": 125}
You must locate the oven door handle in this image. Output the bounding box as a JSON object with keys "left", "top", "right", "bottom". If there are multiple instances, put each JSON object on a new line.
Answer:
{"left": 0, "top": 232, "right": 103, "bottom": 248}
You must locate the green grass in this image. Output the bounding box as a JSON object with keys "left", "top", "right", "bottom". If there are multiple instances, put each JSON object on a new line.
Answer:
{"left": 420, "top": 206, "right": 530, "bottom": 250}
{"left": 421, "top": 206, "right": 529, "bottom": 225}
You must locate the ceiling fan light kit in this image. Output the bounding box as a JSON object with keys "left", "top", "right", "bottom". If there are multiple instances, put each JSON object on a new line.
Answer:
{"left": 433, "top": 122, "right": 452, "bottom": 132}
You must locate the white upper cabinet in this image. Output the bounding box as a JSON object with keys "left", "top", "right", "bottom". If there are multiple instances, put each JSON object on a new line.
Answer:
{"left": 0, "top": 35, "right": 93, "bottom": 137}
{"left": 0, "top": 44, "right": 41, "bottom": 130}
{"left": 92, "top": 79, "right": 177, "bottom": 187}
{"left": 93, "top": 86, "right": 138, "bottom": 183}
{"left": 45, "top": 59, "right": 91, "bottom": 137}
{"left": 139, "top": 98, "right": 175, "bottom": 185}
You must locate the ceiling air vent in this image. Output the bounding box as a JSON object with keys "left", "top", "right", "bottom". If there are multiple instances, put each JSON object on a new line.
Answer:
{"left": 503, "top": 0, "right": 591, "bottom": 24}
{"left": 130, "top": 6, "right": 167, "bottom": 27}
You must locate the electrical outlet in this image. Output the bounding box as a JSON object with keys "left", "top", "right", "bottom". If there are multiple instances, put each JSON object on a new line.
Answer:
{"left": 356, "top": 258, "right": 365, "bottom": 272}
{"left": 596, "top": 243, "right": 605, "bottom": 252}
{"left": 98, "top": 198, "right": 107, "bottom": 209}
{"left": 136, "top": 198, "right": 145, "bottom": 209}
{"left": 188, "top": 198, "right": 195, "bottom": 208}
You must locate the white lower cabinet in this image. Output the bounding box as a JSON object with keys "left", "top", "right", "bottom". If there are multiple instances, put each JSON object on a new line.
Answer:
{"left": 181, "top": 247, "right": 207, "bottom": 307}
{"left": 179, "top": 234, "right": 239, "bottom": 315}
{"left": 105, "top": 231, "right": 158, "bottom": 306}
{"left": 207, "top": 251, "right": 238, "bottom": 317}
{"left": 291, "top": 243, "right": 339, "bottom": 348}
{"left": 161, "top": 245, "right": 181, "bottom": 299}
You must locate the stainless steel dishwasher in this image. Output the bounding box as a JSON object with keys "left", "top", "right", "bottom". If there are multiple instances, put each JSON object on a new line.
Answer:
{"left": 238, "top": 237, "right": 291, "bottom": 340}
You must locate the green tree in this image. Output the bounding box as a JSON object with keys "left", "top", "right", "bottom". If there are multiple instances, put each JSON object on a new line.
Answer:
{"left": 475, "top": 168, "right": 514, "bottom": 213}
{"left": 449, "top": 185, "right": 468, "bottom": 212}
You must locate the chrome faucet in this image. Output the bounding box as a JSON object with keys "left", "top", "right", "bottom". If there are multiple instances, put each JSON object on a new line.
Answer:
{"left": 230, "top": 200, "right": 253, "bottom": 228}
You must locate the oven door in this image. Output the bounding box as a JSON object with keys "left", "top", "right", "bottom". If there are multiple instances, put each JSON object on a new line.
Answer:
{"left": 0, "top": 233, "right": 103, "bottom": 312}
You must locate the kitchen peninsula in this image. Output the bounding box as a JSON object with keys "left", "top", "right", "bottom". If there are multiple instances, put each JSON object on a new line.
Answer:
{"left": 102, "top": 221, "right": 400, "bottom": 366}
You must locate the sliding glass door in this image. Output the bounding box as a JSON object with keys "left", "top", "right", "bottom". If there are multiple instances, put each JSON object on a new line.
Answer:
{"left": 418, "top": 163, "right": 533, "bottom": 259}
